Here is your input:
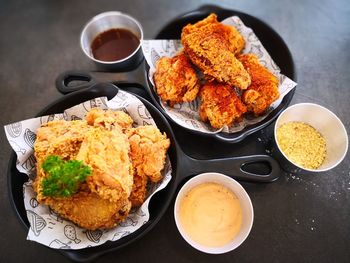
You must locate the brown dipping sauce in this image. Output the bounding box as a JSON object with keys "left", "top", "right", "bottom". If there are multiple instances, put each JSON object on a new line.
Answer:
{"left": 91, "top": 28, "right": 140, "bottom": 62}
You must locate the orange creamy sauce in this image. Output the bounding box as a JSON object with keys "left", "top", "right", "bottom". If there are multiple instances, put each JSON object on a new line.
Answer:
{"left": 178, "top": 182, "right": 242, "bottom": 247}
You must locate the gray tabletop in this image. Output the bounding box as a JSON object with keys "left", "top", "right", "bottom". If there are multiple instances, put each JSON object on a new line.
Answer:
{"left": 1, "top": 0, "right": 349, "bottom": 262}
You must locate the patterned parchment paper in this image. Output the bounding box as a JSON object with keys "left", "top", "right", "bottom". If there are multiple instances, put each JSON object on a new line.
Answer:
{"left": 4, "top": 88, "right": 172, "bottom": 249}
{"left": 142, "top": 16, "right": 297, "bottom": 133}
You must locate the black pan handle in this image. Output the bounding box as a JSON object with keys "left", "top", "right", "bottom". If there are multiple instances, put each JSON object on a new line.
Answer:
{"left": 178, "top": 153, "right": 280, "bottom": 183}
{"left": 56, "top": 70, "right": 97, "bottom": 94}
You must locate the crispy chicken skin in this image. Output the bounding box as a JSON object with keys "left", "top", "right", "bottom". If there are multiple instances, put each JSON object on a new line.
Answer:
{"left": 181, "top": 14, "right": 251, "bottom": 90}
{"left": 128, "top": 126, "right": 170, "bottom": 207}
{"left": 199, "top": 82, "right": 247, "bottom": 129}
{"left": 154, "top": 53, "right": 200, "bottom": 107}
{"left": 238, "top": 54, "right": 280, "bottom": 115}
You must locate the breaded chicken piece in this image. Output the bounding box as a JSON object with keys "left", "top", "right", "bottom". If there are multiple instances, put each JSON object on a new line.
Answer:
{"left": 238, "top": 54, "right": 280, "bottom": 115}
{"left": 34, "top": 120, "right": 92, "bottom": 164}
{"left": 181, "top": 14, "right": 251, "bottom": 90}
{"left": 199, "top": 82, "right": 247, "bottom": 129}
{"left": 85, "top": 107, "right": 133, "bottom": 132}
{"left": 35, "top": 183, "right": 131, "bottom": 230}
{"left": 76, "top": 127, "right": 133, "bottom": 203}
{"left": 34, "top": 113, "right": 133, "bottom": 230}
{"left": 182, "top": 14, "right": 245, "bottom": 55}
{"left": 153, "top": 53, "right": 200, "bottom": 107}
{"left": 128, "top": 125, "right": 170, "bottom": 207}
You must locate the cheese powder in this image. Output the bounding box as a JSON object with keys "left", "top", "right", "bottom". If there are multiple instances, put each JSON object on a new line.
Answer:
{"left": 276, "top": 121, "right": 327, "bottom": 169}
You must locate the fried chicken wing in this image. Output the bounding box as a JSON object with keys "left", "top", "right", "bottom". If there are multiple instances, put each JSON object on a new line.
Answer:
{"left": 199, "top": 82, "right": 247, "bottom": 129}
{"left": 154, "top": 53, "right": 200, "bottom": 106}
{"left": 238, "top": 54, "right": 280, "bottom": 115}
{"left": 181, "top": 14, "right": 251, "bottom": 90}
{"left": 128, "top": 125, "right": 170, "bottom": 207}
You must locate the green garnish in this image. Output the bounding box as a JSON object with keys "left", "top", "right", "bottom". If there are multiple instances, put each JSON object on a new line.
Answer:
{"left": 41, "top": 155, "right": 92, "bottom": 197}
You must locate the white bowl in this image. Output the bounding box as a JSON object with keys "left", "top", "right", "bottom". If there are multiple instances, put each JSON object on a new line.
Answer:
{"left": 274, "top": 103, "right": 348, "bottom": 172}
{"left": 174, "top": 172, "right": 254, "bottom": 254}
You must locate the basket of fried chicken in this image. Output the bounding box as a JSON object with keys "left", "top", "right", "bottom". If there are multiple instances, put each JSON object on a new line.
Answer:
{"left": 143, "top": 14, "right": 297, "bottom": 133}
{"left": 4, "top": 91, "right": 172, "bottom": 249}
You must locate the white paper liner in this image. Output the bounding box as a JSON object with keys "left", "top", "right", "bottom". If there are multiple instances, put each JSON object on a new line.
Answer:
{"left": 4, "top": 88, "right": 172, "bottom": 249}
{"left": 142, "top": 16, "right": 297, "bottom": 133}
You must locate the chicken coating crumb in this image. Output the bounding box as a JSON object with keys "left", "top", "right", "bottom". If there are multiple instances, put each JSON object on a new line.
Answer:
{"left": 153, "top": 53, "right": 200, "bottom": 107}
{"left": 238, "top": 54, "right": 280, "bottom": 115}
{"left": 128, "top": 125, "right": 170, "bottom": 207}
{"left": 181, "top": 14, "right": 251, "bottom": 90}
{"left": 199, "top": 82, "right": 247, "bottom": 129}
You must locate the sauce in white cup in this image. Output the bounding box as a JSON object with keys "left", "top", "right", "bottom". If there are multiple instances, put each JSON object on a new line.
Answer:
{"left": 174, "top": 172, "right": 254, "bottom": 254}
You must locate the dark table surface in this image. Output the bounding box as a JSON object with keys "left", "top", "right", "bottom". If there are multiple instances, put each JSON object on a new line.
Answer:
{"left": 1, "top": 0, "right": 349, "bottom": 262}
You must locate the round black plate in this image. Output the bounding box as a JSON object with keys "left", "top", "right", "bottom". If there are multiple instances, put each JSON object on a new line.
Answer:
{"left": 7, "top": 83, "right": 179, "bottom": 262}
{"left": 144, "top": 4, "right": 296, "bottom": 142}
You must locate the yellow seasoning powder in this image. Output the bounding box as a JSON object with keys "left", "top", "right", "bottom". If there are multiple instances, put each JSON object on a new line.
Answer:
{"left": 178, "top": 182, "right": 242, "bottom": 247}
{"left": 276, "top": 121, "right": 327, "bottom": 169}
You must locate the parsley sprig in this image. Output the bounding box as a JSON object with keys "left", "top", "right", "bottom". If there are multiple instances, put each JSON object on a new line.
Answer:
{"left": 41, "top": 155, "right": 92, "bottom": 197}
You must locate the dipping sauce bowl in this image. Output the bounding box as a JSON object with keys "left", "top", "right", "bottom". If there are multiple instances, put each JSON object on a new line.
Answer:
{"left": 174, "top": 172, "right": 254, "bottom": 254}
{"left": 80, "top": 11, "right": 144, "bottom": 71}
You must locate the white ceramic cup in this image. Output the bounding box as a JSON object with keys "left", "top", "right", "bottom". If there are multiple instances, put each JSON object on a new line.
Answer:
{"left": 174, "top": 172, "right": 254, "bottom": 254}
{"left": 274, "top": 103, "right": 348, "bottom": 172}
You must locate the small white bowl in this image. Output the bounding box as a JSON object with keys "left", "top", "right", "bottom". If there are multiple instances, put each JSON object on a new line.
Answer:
{"left": 174, "top": 172, "right": 254, "bottom": 254}
{"left": 274, "top": 103, "right": 348, "bottom": 172}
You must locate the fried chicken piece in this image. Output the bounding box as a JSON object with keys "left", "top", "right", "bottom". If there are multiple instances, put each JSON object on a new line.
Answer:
{"left": 85, "top": 107, "right": 133, "bottom": 132}
{"left": 181, "top": 14, "right": 251, "bottom": 90}
{"left": 76, "top": 126, "right": 133, "bottom": 203}
{"left": 128, "top": 172, "right": 148, "bottom": 208}
{"left": 128, "top": 125, "right": 170, "bottom": 207}
{"left": 182, "top": 14, "right": 245, "bottom": 55}
{"left": 36, "top": 183, "right": 131, "bottom": 230}
{"left": 153, "top": 53, "right": 200, "bottom": 107}
{"left": 34, "top": 116, "right": 133, "bottom": 230}
{"left": 199, "top": 82, "right": 247, "bottom": 129}
{"left": 238, "top": 54, "right": 280, "bottom": 115}
{"left": 34, "top": 120, "right": 92, "bottom": 164}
